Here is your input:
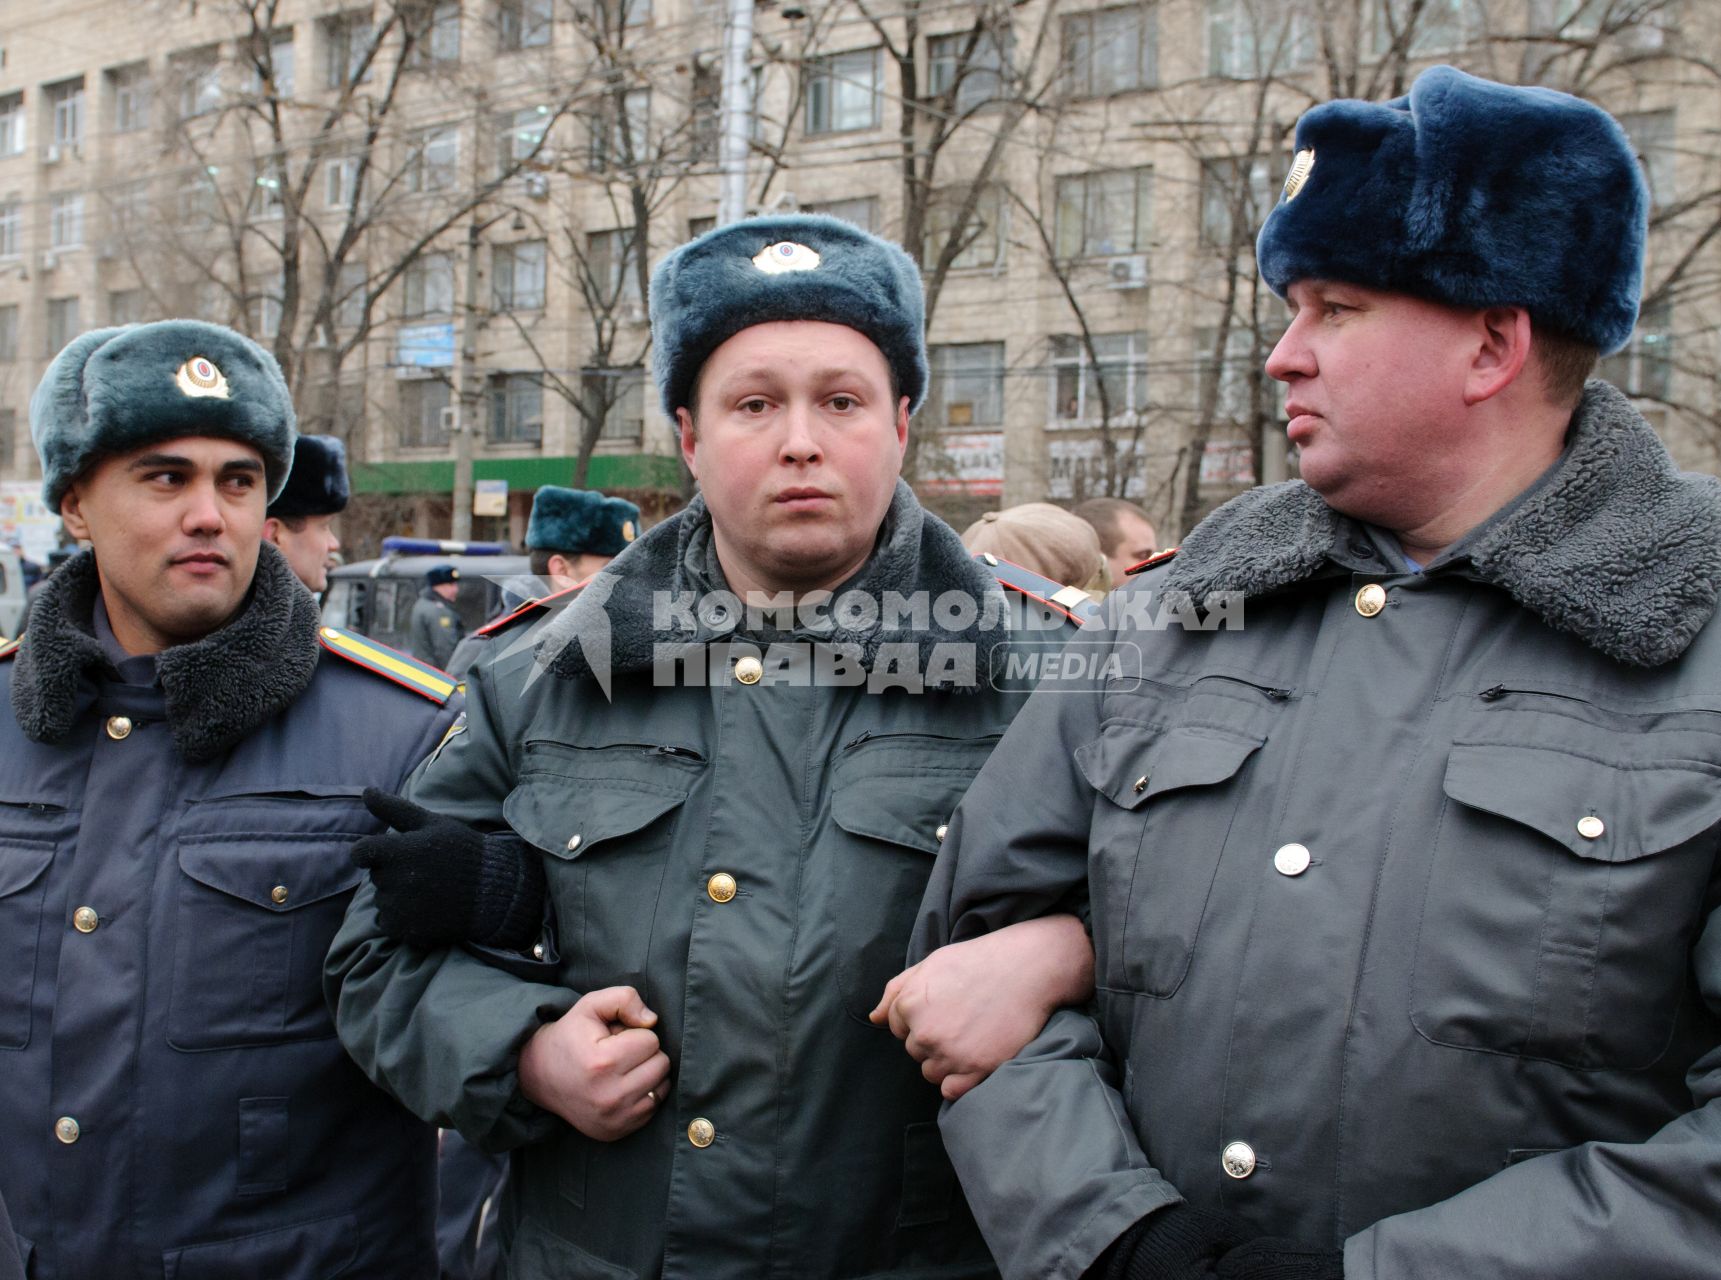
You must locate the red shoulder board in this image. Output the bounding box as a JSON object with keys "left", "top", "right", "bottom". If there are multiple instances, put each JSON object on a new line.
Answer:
{"left": 316, "top": 626, "right": 457, "bottom": 705}
{"left": 1125, "top": 546, "right": 1179, "bottom": 576}
{"left": 475, "top": 581, "right": 584, "bottom": 638}
{"left": 0, "top": 634, "right": 20, "bottom": 661}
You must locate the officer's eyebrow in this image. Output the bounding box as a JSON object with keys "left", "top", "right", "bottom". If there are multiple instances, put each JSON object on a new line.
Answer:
{"left": 127, "top": 452, "right": 196, "bottom": 471}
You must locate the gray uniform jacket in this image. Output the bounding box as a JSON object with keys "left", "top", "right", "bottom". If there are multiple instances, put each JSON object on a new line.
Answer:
{"left": 328, "top": 483, "right": 1080, "bottom": 1280}
{"left": 411, "top": 589, "right": 466, "bottom": 669}
{"left": 913, "top": 382, "right": 1721, "bottom": 1280}
{"left": 0, "top": 546, "right": 461, "bottom": 1279}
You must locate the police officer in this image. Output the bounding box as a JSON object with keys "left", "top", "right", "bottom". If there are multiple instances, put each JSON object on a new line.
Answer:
{"left": 410, "top": 563, "right": 465, "bottom": 668}
{"left": 900, "top": 66, "right": 1721, "bottom": 1280}
{"left": 263, "top": 432, "right": 348, "bottom": 594}
{"left": 327, "top": 215, "right": 1096, "bottom": 1279}
{"left": 0, "top": 320, "right": 461, "bottom": 1278}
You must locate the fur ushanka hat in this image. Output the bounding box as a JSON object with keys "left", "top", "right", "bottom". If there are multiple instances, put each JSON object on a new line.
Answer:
{"left": 31, "top": 320, "right": 297, "bottom": 508}
{"left": 526, "top": 486, "right": 640, "bottom": 557}
{"left": 649, "top": 214, "right": 928, "bottom": 419}
{"left": 1256, "top": 65, "right": 1647, "bottom": 354}
{"left": 268, "top": 434, "right": 350, "bottom": 520}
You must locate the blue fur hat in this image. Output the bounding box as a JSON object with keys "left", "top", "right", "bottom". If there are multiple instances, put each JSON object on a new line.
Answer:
{"left": 31, "top": 320, "right": 297, "bottom": 509}
{"left": 268, "top": 434, "right": 349, "bottom": 519}
{"left": 649, "top": 214, "right": 928, "bottom": 419}
{"left": 526, "top": 486, "right": 640, "bottom": 556}
{"left": 1256, "top": 65, "right": 1647, "bottom": 354}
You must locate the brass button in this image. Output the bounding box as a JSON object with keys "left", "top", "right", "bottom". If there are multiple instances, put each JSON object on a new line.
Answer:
{"left": 73, "top": 907, "right": 99, "bottom": 933}
{"left": 1273, "top": 843, "right": 1311, "bottom": 877}
{"left": 687, "top": 1117, "right": 716, "bottom": 1148}
{"left": 270, "top": 885, "right": 289, "bottom": 905}
{"left": 1354, "top": 584, "right": 1387, "bottom": 617}
{"left": 734, "top": 656, "right": 763, "bottom": 685}
{"left": 566, "top": 834, "right": 582, "bottom": 853}
{"left": 1221, "top": 1140, "right": 1256, "bottom": 1179}
{"left": 105, "top": 715, "right": 133, "bottom": 740}
{"left": 1577, "top": 815, "right": 1605, "bottom": 840}
{"left": 55, "top": 1116, "right": 80, "bottom": 1145}
{"left": 1132, "top": 775, "right": 1149, "bottom": 794}
{"left": 935, "top": 824, "right": 949, "bottom": 843}
{"left": 707, "top": 873, "right": 737, "bottom": 903}
{"left": 532, "top": 942, "right": 546, "bottom": 961}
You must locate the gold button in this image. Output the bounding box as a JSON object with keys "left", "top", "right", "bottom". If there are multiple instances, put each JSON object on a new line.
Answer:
{"left": 1221, "top": 1140, "right": 1256, "bottom": 1179}
{"left": 707, "top": 872, "right": 737, "bottom": 903}
{"left": 687, "top": 1117, "right": 716, "bottom": 1148}
{"left": 1577, "top": 815, "right": 1605, "bottom": 840}
{"left": 105, "top": 715, "right": 133, "bottom": 740}
{"left": 73, "top": 907, "right": 99, "bottom": 933}
{"left": 935, "top": 824, "right": 949, "bottom": 843}
{"left": 270, "top": 885, "right": 289, "bottom": 905}
{"left": 566, "top": 834, "right": 582, "bottom": 853}
{"left": 1273, "top": 843, "right": 1311, "bottom": 877}
{"left": 1133, "top": 775, "right": 1149, "bottom": 794}
{"left": 734, "top": 656, "right": 763, "bottom": 685}
{"left": 55, "top": 1116, "right": 80, "bottom": 1145}
{"left": 532, "top": 942, "right": 546, "bottom": 961}
{"left": 1354, "top": 584, "right": 1387, "bottom": 617}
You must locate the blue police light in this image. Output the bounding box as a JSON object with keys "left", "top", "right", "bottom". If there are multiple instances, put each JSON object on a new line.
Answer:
{"left": 381, "top": 537, "right": 512, "bottom": 556}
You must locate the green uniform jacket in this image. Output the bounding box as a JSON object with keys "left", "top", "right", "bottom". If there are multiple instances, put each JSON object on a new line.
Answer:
{"left": 328, "top": 483, "right": 1079, "bottom": 1280}
{"left": 913, "top": 382, "right": 1721, "bottom": 1280}
{"left": 410, "top": 590, "right": 466, "bottom": 669}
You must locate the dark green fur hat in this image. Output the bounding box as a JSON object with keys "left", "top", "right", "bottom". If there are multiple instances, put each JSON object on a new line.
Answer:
{"left": 526, "top": 486, "right": 640, "bottom": 556}
{"left": 268, "top": 434, "right": 349, "bottom": 519}
{"left": 31, "top": 320, "right": 297, "bottom": 509}
{"left": 649, "top": 214, "right": 928, "bottom": 419}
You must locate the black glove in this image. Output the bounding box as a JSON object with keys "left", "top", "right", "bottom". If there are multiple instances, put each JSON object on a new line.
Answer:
{"left": 352, "top": 788, "right": 545, "bottom": 951}
{"left": 1092, "top": 1205, "right": 1254, "bottom": 1280}
{"left": 1217, "top": 1239, "right": 1344, "bottom": 1280}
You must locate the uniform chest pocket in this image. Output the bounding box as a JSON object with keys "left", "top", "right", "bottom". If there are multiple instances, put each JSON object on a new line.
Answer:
{"left": 0, "top": 827, "right": 58, "bottom": 1051}
{"left": 1411, "top": 739, "right": 1721, "bottom": 1070}
{"left": 504, "top": 740, "right": 704, "bottom": 994}
{"left": 1076, "top": 722, "right": 1265, "bottom": 998}
{"left": 829, "top": 733, "right": 999, "bottom": 1023}
{"left": 168, "top": 831, "right": 366, "bottom": 1051}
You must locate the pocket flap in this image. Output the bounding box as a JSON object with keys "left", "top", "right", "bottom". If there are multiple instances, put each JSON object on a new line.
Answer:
{"left": 1077, "top": 723, "right": 1264, "bottom": 810}
{"left": 1444, "top": 742, "right": 1721, "bottom": 862}
{"left": 177, "top": 836, "right": 364, "bottom": 910}
{"left": 0, "top": 837, "right": 55, "bottom": 899}
{"left": 505, "top": 776, "right": 694, "bottom": 858}
{"left": 830, "top": 735, "right": 997, "bottom": 854}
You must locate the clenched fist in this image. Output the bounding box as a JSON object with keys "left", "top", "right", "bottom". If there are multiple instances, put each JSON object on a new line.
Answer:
{"left": 518, "top": 986, "right": 672, "bottom": 1142}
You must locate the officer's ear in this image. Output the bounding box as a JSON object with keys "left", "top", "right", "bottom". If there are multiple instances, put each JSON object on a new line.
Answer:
{"left": 261, "top": 516, "right": 283, "bottom": 546}
{"left": 59, "top": 483, "right": 92, "bottom": 542}
{"left": 677, "top": 407, "right": 699, "bottom": 479}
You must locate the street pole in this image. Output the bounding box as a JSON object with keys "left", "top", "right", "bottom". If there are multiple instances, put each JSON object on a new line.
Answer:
{"left": 451, "top": 218, "right": 481, "bottom": 541}
{"left": 717, "top": 0, "right": 754, "bottom": 226}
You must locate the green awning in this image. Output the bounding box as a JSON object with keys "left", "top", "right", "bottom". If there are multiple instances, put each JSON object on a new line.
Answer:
{"left": 350, "top": 453, "right": 684, "bottom": 495}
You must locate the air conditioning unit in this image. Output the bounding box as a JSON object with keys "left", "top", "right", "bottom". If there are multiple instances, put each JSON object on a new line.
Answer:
{"left": 620, "top": 300, "right": 647, "bottom": 326}
{"left": 41, "top": 143, "right": 62, "bottom": 165}
{"left": 523, "top": 172, "right": 550, "bottom": 200}
{"left": 40, "top": 250, "right": 59, "bottom": 272}
{"left": 1106, "top": 254, "right": 1149, "bottom": 290}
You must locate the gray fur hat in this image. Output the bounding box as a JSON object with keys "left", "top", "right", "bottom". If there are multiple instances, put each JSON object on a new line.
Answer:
{"left": 649, "top": 214, "right": 928, "bottom": 419}
{"left": 31, "top": 320, "right": 297, "bottom": 509}
{"left": 526, "top": 486, "right": 640, "bottom": 556}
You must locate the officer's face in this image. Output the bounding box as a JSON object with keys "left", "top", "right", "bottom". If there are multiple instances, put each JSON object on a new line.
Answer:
{"left": 1266, "top": 279, "right": 1483, "bottom": 529}
{"left": 678, "top": 321, "right": 908, "bottom": 597}
{"left": 264, "top": 513, "right": 340, "bottom": 593}
{"left": 59, "top": 436, "right": 268, "bottom": 654}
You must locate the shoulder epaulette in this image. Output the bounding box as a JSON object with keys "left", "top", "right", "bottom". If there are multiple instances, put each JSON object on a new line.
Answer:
{"left": 474, "top": 581, "right": 584, "bottom": 638}
{"left": 1125, "top": 546, "right": 1179, "bottom": 576}
{"left": 317, "top": 626, "right": 457, "bottom": 705}
{"left": 0, "top": 634, "right": 20, "bottom": 661}
{"left": 975, "top": 553, "right": 1100, "bottom": 626}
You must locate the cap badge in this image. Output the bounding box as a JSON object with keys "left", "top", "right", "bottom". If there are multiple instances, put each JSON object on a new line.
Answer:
{"left": 752, "top": 241, "right": 821, "bottom": 275}
{"left": 1283, "top": 149, "right": 1316, "bottom": 202}
{"left": 175, "top": 356, "right": 231, "bottom": 400}
{"left": 621, "top": 520, "right": 637, "bottom": 542}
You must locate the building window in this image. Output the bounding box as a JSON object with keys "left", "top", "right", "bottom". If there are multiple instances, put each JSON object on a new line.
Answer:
{"left": 1599, "top": 298, "right": 1672, "bottom": 400}
{"left": 928, "top": 27, "right": 1008, "bottom": 113}
{"left": 587, "top": 88, "right": 650, "bottom": 172}
{"left": 108, "top": 289, "right": 146, "bottom": 325}
{"left": 0, "top": 305, "right": 18, "bottom": 360}
{"left": 47, "top": 78, "right": 85, "bottom": 148}
{"left": 689, "top": 214, "right": 717, "bottom": 240}
{"left": 409, "top": 125, "right": 460, "bottom": 192}
{"left": 494, "top": 105, "right": 549, "bottom": 177}
{"left": 805, "top": 48, "right": 881, "bottom": 135}
{"left": 1055, "top": 168, "right": 1152, "bottom": 259}
{"left": 585, "top": 367, "right": 645, "bottom": 441}
{"left": 1619, "top": 110, "right": 1675, "bottom": 208}
{"left": 1193, "top": 325, "right": 1279, "bottom": 422}
{"left": 249, "top": 271, "right": 285, "bottom": 339}
{"left": 0, "top": 94, "right": 23, "bottom": 156}
{"left": 323, "top": 12, "right": 376, "bottom": 89}
{"left": 402, "top": 251, "right": 455, "bottom": 317}
{"left": 493, "top": 240, "right": 547, "bottom": 310}
{"left": 405, "top": 1, "right": 462, "bottom": 67}
{"left": 1051, "top": 332, "right": 1148, "bottom": 422}
{"left": 689, "top": 62, "right": 720, "bottom": 163}
{"left": 50, "top": 194, "right": 86, "bottom": 249}
{"left": 803, "top": 197, "right": 878, "bottom": 232}
{"left": 324, "top": 153, "right": 364, "bottom": 210}
{"left": 109, "top": 64, "right": 153, "bottom": 133}
{"left": 0, "top": 199, "right": 20, "bottom": 258}
{"left": 107, "top": 179, "right": 152, "bottom": 238}
{"left": 488, "top": 372, "right": 543, "bottom": 442}
{"left": 1198, "top": 154, "right": 1281, "bottom": 248}
{"left": 925, "top": 185, "right": 1003, "bottom": 270}
{"left": 590, "top": 0, "right": 652, "bottom": 28}
{"left": 245, "top": 30, "right": 297, "bottom": 99}
{"left": 1373, "top": 0, "right": 1472, "bottom": 55}
{"left": 1207, "top": 0, "right": 1314, "bottom": 77}
{"left": 250, "top": 158, "right": 287, "bottom": 219}
{"left": 586, "top": 228, "right": 642, "bottom": 307}
{"left": 926, "top": 343, "right": 1005, "bottom": 427}
{"left": 175, "top": 48, "right": 223, "bottom": 119}
{"left": 47, "top": 297, "right": 82, "bottom": 357}
{"left": 497, "top": 0, "right": 553, "bottom": 50}
{"left": 179, "top": 171, "right": 219, "bottom": 225}
{"left": 335, "top": 260, "right": 368, "bottom": 328}
{"left": 399, "top": 378, "right": 452, "bottom": 447}
{"left": 1062, "top": 6, "right": 1157, "bottom": 97}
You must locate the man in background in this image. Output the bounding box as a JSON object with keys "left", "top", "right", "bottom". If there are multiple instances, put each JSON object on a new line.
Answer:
{"left": 411, "top": 563, "right": 465, "bottom": 668}
{"left": 263, "top": 433, "right": 348, "bottom": 594}
{"left": 1073, "top": 497, "right": 1157, "bottom": 589}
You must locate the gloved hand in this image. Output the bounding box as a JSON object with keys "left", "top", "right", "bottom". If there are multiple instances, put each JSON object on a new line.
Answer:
{"left": 1217, "top": 1239, "right": 1344, "bottom": 1280}
{"left": 352, "top": 788, "right": 546, "bottom": 951}
{"left": 1092, "top": 1205, "right": 1254, "bottom": 1280}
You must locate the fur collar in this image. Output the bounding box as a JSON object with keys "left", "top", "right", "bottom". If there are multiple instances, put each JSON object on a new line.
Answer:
{"left": 535, "top": 479, "right": 1008, "bottom": 689}
{"left": 1164, "top": 380, "right": 1721, "bottom": 667}
{"left": 10, "top": 543, "right": 322, "bottom": 760}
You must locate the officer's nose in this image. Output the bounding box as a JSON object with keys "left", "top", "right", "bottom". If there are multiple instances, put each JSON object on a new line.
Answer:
{"left": 1265, "top": 319, "right": 1315, "bottom": 383}
{"left": 181, "top": 480, "right": 225, "bottom": 536}
{"left": 779, "top": 403, "right": 824, "bottom": 466}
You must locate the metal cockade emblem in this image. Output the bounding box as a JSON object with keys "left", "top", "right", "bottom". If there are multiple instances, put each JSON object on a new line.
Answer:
{"left": 175, "top": 355, "right": 232, "bottom": 399}
{"left": 751, "top": 241, "right": 822, "bottom": 274}
{"left": 1283, "top": 149, "right": 1316, "bottom": 202}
